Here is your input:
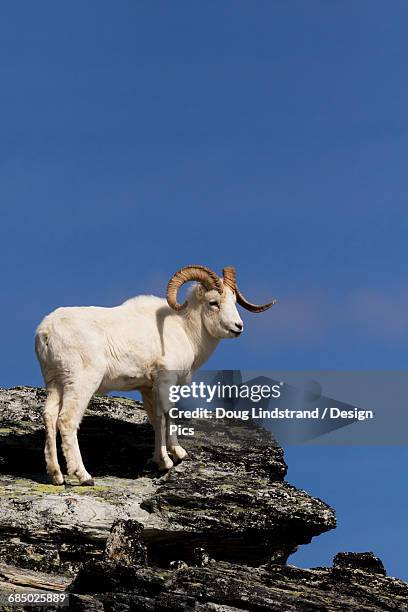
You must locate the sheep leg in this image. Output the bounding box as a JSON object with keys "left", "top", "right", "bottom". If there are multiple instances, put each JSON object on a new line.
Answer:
{"left": 43, "top": 386, "right": 64, "bottom": 485}
{"left": 152, "top": 373, "right": 175, "bottom": 471}
{"left": 70, "top": 431, "right": 94, "bottom": 485}
{"left": 57, "top": 383, "right": 96, "bottom": 485}
{"left": 166, "top": 413, "right": 187, "bottom": 461}
{"left": 153, "top": 412, "right": 174, "bottom": 471}
{"left": 141, "top": 389, "right": 156, "bottom": 428}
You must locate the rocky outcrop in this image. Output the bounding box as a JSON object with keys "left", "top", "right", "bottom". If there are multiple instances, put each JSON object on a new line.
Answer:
{"left": 68, "top": 549, "right": 408, "bottom": 611}
{"left": 0, "top": 386, "right": 406, "bottom": 611}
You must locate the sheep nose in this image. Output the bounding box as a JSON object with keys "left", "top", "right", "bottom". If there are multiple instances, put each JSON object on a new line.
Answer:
{"left": 235, "top": 322, "right": 243, "bottom": 331}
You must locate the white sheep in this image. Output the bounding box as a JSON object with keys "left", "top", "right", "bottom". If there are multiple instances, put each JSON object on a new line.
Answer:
{"left": 35, "top": 265, "right": 276, "bottom": 485}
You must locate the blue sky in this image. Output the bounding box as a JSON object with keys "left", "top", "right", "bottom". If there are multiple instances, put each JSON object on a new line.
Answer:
{"left": 1, "top": 2, "right": 407, "bottom": 579}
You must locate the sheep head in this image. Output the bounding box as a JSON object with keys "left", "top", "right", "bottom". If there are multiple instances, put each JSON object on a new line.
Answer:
{"left": 166, "top": 265, "right": 277, "bottom": 339}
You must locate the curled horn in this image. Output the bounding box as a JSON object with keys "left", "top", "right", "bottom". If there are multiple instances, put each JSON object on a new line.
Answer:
{"left": 222, "top": 266, "right": 236, "bottom": 292}
{"left": 167, "top": 265, "right": 223, "bottom": 311}
{"left": 222, "top": 266, "right": 277, "bottom": 313}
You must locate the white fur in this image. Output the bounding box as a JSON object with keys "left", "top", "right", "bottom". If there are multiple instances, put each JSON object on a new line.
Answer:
{"left": 35, "top": 283, "right": 243, "bottom": 483}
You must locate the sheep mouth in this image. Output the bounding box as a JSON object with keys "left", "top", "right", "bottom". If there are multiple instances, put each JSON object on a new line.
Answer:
{"left": 230, "top": 330, "right": 242, "bottom": 337}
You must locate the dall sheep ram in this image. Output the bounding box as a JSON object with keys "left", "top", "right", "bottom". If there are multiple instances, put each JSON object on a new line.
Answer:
{"left": 35, "top": 265, "right": 276, "bottom": 485}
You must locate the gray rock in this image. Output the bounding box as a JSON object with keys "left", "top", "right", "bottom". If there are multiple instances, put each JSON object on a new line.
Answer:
{"left": 193, "top": 547, "right": 211, "bottom": 567}
{"left": 0, "top": 386, "right": 334, "bottom": 573}
{"left": 0, "top": 386, "right": 406, "bottom": 611}
{"left": 104, "top": 519, "right": 147, "bottom": 566}
{"left": 168, "top": 560, "right": 188, "bottom": 570}
{"left": 69, "top": 557, "right": 408, "bottom": 611}
{"left": 332, "top": 551, "right": 386, "bottom": 575}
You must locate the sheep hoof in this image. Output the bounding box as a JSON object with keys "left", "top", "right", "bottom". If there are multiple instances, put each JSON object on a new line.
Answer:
{"left": 49, "top": 472, "right": 64, "bottom": 486}
{"left": 80, "top": 479, "right": 95, "bottom": 486}
{"left": 156, "top": 457, "right": 174, "bottom": 471}
{"left": 169, "top": 446, "right": 187, "bottom": 461}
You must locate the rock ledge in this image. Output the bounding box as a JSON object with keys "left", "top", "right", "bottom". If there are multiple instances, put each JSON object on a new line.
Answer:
{"left": 0, "top": 387, "right": 406, "bottom": 611}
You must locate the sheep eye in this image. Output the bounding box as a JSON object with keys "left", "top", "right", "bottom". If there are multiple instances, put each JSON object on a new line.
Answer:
{"left": 209, "top": 300, "right": 219, "bottom": 308}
